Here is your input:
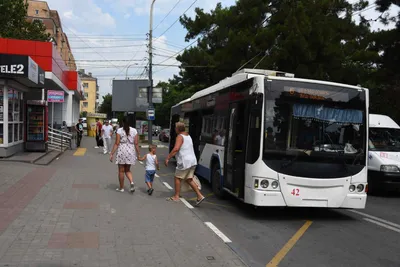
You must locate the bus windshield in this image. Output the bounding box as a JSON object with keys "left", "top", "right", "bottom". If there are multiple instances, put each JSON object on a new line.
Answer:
{"left": 263, "top": 79, "right": 367, "bottom": 177}
{"left": 369, "top": 128, "right": 400, "bottom": 152}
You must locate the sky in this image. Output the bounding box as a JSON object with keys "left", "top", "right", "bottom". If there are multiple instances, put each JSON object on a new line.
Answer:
{"left": 42, "top": 0, "right": 399, "bottom": 100}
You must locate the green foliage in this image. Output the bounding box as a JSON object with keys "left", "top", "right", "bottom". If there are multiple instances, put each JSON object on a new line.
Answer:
{"left": 154, "top": 81, "right": 195, "bottom": 128}
{"left": 80, "top": 111, "right": 88, "bottom": 118}
{"left": 0, "top": 0, "right": 50, "bottom": 41}
{"left": 157, "top": 0, "right": 400, "bottom": 123}
{"left": 98, "top": 94, "right": 112, "bottom": 118}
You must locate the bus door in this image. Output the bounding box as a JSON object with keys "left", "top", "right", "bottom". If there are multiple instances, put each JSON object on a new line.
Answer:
{"left": 189, "top": 112, "right": 202, "bottom": 160}
{"left": 169, "top": 114, "right": 180, "bottom": 153}
{"left": 225, "top": 101, "right": 247, "bottom": 198}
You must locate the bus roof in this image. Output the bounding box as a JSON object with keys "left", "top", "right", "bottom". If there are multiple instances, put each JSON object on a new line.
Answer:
{"left": 172, "top": 69, "right": 367, "bottom": 108}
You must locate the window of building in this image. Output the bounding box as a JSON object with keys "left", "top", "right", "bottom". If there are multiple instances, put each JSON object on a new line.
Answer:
{"left": 0, "top": 87, "right": 3, "bottom": 144}
{"left": 83, "top": 102, "right": 88, "bottom": 108}
{"left": 35, "top": 9, "right": 39, "bottom": 15}
{"left": 83, "top": 83, "right": 89, "bottom": 88}
{"left": 84, "top": 93, "right": 89, "bottom": 98}
{"left": 7, "top": 89, "right": 23, "bottom": 144}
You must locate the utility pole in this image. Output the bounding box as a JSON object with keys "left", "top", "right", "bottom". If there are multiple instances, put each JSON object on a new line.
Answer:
{"left": 148, "top": 0, "right": 156, "bottom": 145}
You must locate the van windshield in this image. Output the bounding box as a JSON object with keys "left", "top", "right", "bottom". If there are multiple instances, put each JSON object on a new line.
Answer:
{"left": 369, "top": 128, "right": 400, "bottom": 151}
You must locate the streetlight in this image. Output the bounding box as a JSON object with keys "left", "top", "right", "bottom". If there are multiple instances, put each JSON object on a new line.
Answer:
{"left": 125, "top": 63, "right": 139, "bottom": 79}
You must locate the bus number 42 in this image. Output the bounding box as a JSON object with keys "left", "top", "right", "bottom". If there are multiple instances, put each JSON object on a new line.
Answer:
{"left": 291, "top": 188, "right": 300, "bottom": 196}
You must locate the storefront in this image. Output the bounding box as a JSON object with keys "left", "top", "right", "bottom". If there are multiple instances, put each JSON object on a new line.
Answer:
{"left": 0, "top": 54, "right": 45, "bottom": 157}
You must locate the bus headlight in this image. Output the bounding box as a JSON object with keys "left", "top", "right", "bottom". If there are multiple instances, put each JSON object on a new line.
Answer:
{"left": 357, "top": 184, "right": 364, "bottom": 192}
{"left": 380, "top": 165, "right": 400, "bottom": 172}
{"left": 349, "top": 185, "right": 356, "bottom": 192}
{"left": 260, "top": 180, "right": 269, "bottom": 188}
{"left": 271, "top": 181, "right": 279, "bottom": 189}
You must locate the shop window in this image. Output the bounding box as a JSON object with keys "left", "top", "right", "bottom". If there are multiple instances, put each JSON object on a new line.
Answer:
{"left": 0, "top": 87, "right": 3, "bottom": 144}
{"left": 7, "top": 89, "right": 23, "bottom": 144}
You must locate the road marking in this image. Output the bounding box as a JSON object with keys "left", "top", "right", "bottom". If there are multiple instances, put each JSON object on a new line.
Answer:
{"left": 180, "top": 198, "right": 194, "bottom": 209}
{"left": 364, "top": 218, "right": 400, "bottom": 234}
{"left": 204, "top": 222, "right": 232, "bottom": 243}
{"left": 73, "top": 148, "right": 86, "bottom": 156}
{"left": 349, "top": 210, "right": 400, "bottom": 229}
{"left": 163, "top": 182, "right": 173, "bottom": 190}
{"left": 266, "top": 221, "right": 312, "bottom": 267}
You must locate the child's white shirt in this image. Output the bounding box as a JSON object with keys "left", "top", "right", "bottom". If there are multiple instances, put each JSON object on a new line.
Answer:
{"left": 145, "top": 153, "right": 157, "bottom": 171}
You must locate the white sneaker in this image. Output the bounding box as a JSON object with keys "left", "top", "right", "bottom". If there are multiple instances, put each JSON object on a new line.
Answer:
{"left": 116, "top": 188, "right": 124, "bottom": 192}
{"left": 103, "top": 151, "right": 107, "bottom": 154}
{"left": 94, "top": 146, "right": 99, "bottom": 148}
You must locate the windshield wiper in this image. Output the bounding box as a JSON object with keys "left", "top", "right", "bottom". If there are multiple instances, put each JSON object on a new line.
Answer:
{"left": 324, "top": 133, "right": 349, "bottom": 174}
{"left": 352, "top": 149, "right": 364, "bottom": 165}
{"left": 281, "top": 149, "right": 311, "bottom": 169}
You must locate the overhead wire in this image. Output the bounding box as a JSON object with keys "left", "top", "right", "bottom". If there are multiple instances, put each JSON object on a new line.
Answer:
{"left": 154, "top": 0, "right": 198, "bottom": 41}
{"left": 64, "top": 26, "right": 125, "bottom": 72}
{"left": 153, "top": 0, "right": 183, "bottom": 31}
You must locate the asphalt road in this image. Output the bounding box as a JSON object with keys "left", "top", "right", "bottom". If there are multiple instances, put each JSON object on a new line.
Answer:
{"left": 142, "top": 145, "right": 400, "bottom": 267}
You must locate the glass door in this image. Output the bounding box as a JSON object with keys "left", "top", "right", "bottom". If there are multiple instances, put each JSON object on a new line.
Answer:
{"left": 27, "top": 105, "right": 44, "bottom": 141}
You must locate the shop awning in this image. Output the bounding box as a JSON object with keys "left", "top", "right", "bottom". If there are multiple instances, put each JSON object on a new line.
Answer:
{"left": 44, "top": 72, "right": 69, "bottom": 93}
{"left": 0, "top": 54, "right": 45, "bottom": 88}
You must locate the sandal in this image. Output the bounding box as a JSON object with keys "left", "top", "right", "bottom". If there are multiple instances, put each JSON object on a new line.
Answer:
{"left": 166, "top": 197, "right": 180, "bottom": 202}
{"left": 195, "top": 196, "right": 205, "bottom": 206}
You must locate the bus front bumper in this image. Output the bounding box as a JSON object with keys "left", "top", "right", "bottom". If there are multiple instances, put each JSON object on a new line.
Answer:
{"left": 245, "top": 188, "right": 367, "bottom": 208}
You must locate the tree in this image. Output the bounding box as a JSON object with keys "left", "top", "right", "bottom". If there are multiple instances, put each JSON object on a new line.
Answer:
{"left": 176, "top": 0, "right": 376, "bottom": 88}
{"left": 0, "top": 0, "right": 50, "bottom": 41}
{"left": 366, "top": 0, "right": 400, "bottom": 121}
{"left": 98, "top": 94, "right": 112, "bottom": 118}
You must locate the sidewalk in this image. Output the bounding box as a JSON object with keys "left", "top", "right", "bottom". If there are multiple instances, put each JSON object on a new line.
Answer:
{"left": 0, "top": 139, "right": 246, "bottom": 266}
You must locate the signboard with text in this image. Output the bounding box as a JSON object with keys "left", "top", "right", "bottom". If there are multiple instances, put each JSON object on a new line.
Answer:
{"left": 0, "top": 54, "right": 44, "bottom": 87}
{"left": 47, "top": 90, "right": 64, "bottom": 103}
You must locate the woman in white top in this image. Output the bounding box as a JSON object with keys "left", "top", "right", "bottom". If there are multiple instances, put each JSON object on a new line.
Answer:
{"left": 165, "top": 122, "right": 205, "bottom": 206}
{"left": 110, "top": 117, "right": 140, "bottom": 193}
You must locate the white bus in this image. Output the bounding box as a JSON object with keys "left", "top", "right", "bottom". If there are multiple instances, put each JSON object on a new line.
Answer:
{"left": 169, "top": 69, "right": 369, "bottom": 208}
{"left": 368, "top": 114, "right": 400, "bottom": 193}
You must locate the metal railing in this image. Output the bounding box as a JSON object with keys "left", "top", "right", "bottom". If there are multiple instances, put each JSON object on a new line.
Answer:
{"left": 48, "top": 127, "right": 73, "bottom": 151}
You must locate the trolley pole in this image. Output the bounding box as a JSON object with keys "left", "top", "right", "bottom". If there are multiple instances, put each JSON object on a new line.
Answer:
{"left": 148, "top": 0, "right": 156, "bottom": 145}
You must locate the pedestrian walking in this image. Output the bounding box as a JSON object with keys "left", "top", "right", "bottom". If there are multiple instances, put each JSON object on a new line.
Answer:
{"left": 138, "top": 144, "right": 159, "bottom": 195}
{"left": 109, "top": 117, "right": 140, "bottom": 193}
{"left": 165, "top": 122, "right": 205, "bottom": 206}
{"left": 95, "top": 118, "right": 103, "bottom": 148}
{"left": 102, "top": 120, "right": 113, "bottom": 154}
{"left": 75, "top": 119, "right": 84, "bottom": 147}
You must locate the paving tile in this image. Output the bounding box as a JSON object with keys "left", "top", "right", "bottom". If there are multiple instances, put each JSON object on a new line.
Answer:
{"left": 63, "top": 202, "right": 98, "bottom": 209}
{"left": 0, "top": 145, "right": 246, "bottom": 267}
{"left": 72, "top": 184, "right": 99, "bottom": 189}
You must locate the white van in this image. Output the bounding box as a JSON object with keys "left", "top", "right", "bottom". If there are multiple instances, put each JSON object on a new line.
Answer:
{"left": 368, "top": 114, "right": 400, "bottom": 193}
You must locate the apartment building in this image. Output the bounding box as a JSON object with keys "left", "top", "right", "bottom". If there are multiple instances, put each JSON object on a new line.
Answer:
{"left": 79, "top": 69, "right": 99, "bottom": 114}
{"left": 26, "top": 0, "right": 76, "bottom": 70}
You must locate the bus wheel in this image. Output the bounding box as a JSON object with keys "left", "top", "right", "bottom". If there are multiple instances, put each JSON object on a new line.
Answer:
{"left": 212, "top": 164, "right": 225, "bottom": 199}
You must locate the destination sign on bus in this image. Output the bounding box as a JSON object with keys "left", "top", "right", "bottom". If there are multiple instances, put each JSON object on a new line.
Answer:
{"left": 284, "top": 86, "right": 349, "bottom": 102}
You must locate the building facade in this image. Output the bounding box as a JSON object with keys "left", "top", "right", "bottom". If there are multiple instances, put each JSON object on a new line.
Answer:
{"left": 0, "top": 38, "right": 83, "bottom": 157}
{"left": 79, "top": 70, "right": 99, "bottom": 114}
{"left": 26, "top": 0, "right": 76, "bottom": 71}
